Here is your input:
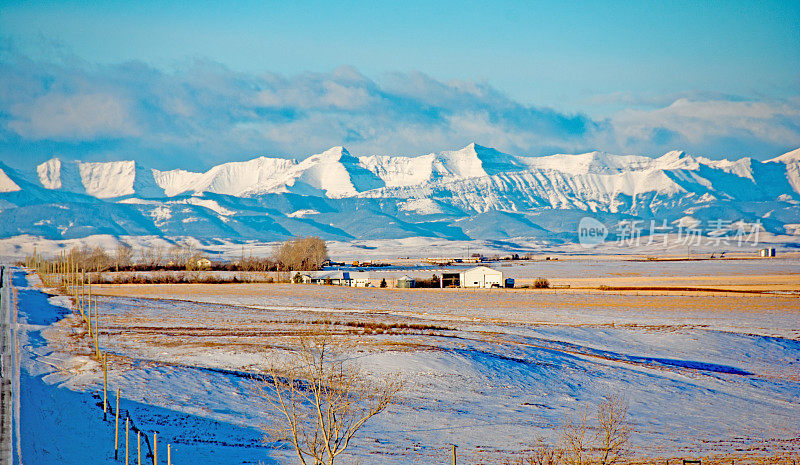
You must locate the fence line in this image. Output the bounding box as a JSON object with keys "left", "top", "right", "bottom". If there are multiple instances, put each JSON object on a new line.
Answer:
{"left": 24, "top": 252, "right": 176, "bottom": 464}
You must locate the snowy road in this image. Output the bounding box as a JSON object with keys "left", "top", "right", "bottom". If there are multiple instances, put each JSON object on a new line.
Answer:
{"left": 0, "top": 265, "right": 15, "bottom": 464}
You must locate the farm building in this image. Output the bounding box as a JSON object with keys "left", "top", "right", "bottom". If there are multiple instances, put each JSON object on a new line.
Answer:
{"left": 292, "top": 270, "right": 376, "bottom": 287}
{"left": 293, "top": 270, "right": 352, "bottom": 286}
{"left": 350, "top": 271, "right": 372, "bottom": 287}
{"left": 459, "top": 266, "right": 503, "bottom": 288}
{"left": 441, "top": 272, "right": 460, "bottom": 287}
{"left": 397, "top": 275, "right": 415, "bottom": 288}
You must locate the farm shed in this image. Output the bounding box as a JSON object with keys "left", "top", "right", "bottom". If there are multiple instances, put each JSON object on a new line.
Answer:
{"left": 441, "top": 272, "right": 460, "bottom": 287}
{"left": 293, "top": 270, "right": 353, "bottom": 286}
{"left": 350, "top": 272, "right": 372, "bottom": 287}
{"left": 459, "top": 266, "right": 503, "bottom": 288}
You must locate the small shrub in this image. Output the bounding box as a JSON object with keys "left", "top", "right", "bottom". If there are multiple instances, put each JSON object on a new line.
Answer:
{"left": 533, "top": 277, "right": 550, "bottom": 289}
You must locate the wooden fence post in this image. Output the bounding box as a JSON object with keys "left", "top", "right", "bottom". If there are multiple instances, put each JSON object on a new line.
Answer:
{"left": 137, "top": 430, "right": 141, "bottom": 465}
{"left": 452, "top": 444, "right": 457, "bottom": 465}
{"left": 153, "top": 432, "right": 157, "bottom": 465}
{"left": 115, "top": 388, "right": 120, "bottom": 459}
{"left": 87, "top": 289, "right": 93, "bottom": 338}
{"left": 75, "top": 286, "right": 82, "bottom": 318}
{"left": 94, "top": 297, "right": 100, "bottom": 359}
{"left": 80, "top": 269, "right": 85, "bottom": 317}
{"left": 87, "top": 275, "right": 93, "bottom": 335}
{"left": 94, "top": 320, "right": 100, "bottom": 359}
{"left": 167, "top": 444, "right": 171, "bottom": 465}
{"left": 103, "top": 352, "right": 108, "bottom": 419}
{"left": 126, "top": 416, "right": 130, "bottom": 465}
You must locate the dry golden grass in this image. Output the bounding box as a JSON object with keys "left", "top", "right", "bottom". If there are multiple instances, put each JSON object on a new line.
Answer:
{"left": 92, "top": 282, "right": 800, "bottom": 322}
{"left": 530, "top": 273, "right": 800, "bottom": 293}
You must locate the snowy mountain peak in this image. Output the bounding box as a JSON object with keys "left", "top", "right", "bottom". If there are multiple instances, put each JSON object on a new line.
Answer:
{"left": 658, "top": 150, "right": 688, "bottom": 161}
{"left": 654, "top": 150, "right": 700, "bottom": 169}
{"left": 515, "top": 150, "right": 653, "bottom": 175}
{"left": 430, "top": 143, "right": 525, "bottom": 179}
{"left": 178, "top": 156, "right": 298, "bottom": 197}
{"left": 0, "top": 167, "right": 21, "bottom": 193}
{"left": 35, "top": 157, "right": 161, "bottom": 198}
{"left": 768, "top": 147, "right": 800, "bottom": 164}
{"left": 291, "top": 146, "right": 383, "bottom": 197}
{"left": 311, "top": 146, "right": 352, "bottom": 161}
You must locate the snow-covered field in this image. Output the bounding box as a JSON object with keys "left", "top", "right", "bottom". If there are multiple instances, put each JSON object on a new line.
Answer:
{"left": 7, "top": 264, "right": 800, "bottom": 464}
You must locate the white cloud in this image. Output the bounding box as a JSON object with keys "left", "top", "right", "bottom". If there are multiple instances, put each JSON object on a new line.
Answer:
{"left": 0, "top": 50, "right": 797, "bottom": 169}
{"left": 611, "top": 98, "right": 800, "bottom": 154}
{"left": 7, "top": 92, "right": 139, "bottom": 140}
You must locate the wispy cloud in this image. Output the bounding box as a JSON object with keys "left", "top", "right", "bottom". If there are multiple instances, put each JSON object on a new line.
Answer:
{"left": 8, "top": 92, "right": 140, "bottom": 140}
{"left": 609, "top": 97, "right": 800, "bottom": 158}
{"left": 0, "top": 48, "right": 797, "bottom": 170}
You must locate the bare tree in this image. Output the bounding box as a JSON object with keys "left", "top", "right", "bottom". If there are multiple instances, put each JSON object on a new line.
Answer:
{"left": 274, "top": 236, "right": 328, "bottom": 271}
{"left": 505, "top": 438, "right": 563, "bottom": 465}
{"left": 167, "top": 242, "right": 207, "bottom": 270}
{"left": 595, "top": 395, "right": 629, "bottom": 465}
{"left": 67, "top": 245, "right": 113, "bottom": 272}
{"left": 529, "top": 439, "right": 564, "bottom": 465}
{"left": 560, "top": 408, "right": 592, "bottom": 465}
{"left": 558, "top": 395, "right": 630, "bottom": 465}
{"left": 254, "top": 334, "right": 402, "bottom": 465}
{"left": 114, "top": 244, "right": 133, "bottom": 271}
{"left": 137, "top": 245, "right": 164, "bottom": 267}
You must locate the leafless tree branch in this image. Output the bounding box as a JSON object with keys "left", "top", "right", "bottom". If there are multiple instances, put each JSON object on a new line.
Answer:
{"left": 254, "top": 334, "right": 403, "bottom": 465}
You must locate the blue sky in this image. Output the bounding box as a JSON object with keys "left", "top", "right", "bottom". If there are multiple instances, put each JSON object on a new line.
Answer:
{"left": 1, "top": 0, "right": 799, "bottom": 169}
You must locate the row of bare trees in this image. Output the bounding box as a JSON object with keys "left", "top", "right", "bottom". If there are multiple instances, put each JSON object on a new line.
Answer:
{"left": 43, "top": 244, "right": 136, "bottom": 272}
{"left": 29, "top": 236, "right": 328, "bottom": 272}
{"left": 47, "top": 243, "right": 208, "bottom": 272}
{"left": 235, "top": 236, "right": 328, "bottom": 271}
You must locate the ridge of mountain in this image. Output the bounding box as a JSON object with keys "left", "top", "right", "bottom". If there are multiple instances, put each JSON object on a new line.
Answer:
{"left": 0, "top": 144, "right": 798, "bottom": 242}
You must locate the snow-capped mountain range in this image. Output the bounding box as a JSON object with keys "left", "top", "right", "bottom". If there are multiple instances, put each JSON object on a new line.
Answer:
{"left": 1, "top": 143, "right": 799, "bottom": 244}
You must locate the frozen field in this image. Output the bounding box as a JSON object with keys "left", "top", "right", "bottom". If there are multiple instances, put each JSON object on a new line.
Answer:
{"left": 75, "top": 255, "right": 800, "bottom": 296}
{"left": 7, "top": 266, "right": 800, "bottom": 464}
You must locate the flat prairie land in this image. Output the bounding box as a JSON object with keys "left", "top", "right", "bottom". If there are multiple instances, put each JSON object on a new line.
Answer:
{"left": 540, "top": 273, "right": 800, "bottom": 291}
{"left": 37, "top": 261, "right": 800, "bottom": 463}
{"left": 94, "top": 279, "right": 800, "bottom": 338}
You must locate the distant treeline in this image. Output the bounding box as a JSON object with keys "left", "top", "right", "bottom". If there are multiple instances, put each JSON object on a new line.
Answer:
{"left": 94, "top": 272, "right": 280, "bottom": 285}
{"left": 22, "top": 236, "right": 329, "bottom": 273}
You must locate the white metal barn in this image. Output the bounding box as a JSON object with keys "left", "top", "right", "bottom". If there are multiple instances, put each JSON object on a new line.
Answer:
{"left": 459, "top": 266, "right": 503, "bottom": 288}
{"left": 349, "top": 272, "right": 372, "bottom": 287}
